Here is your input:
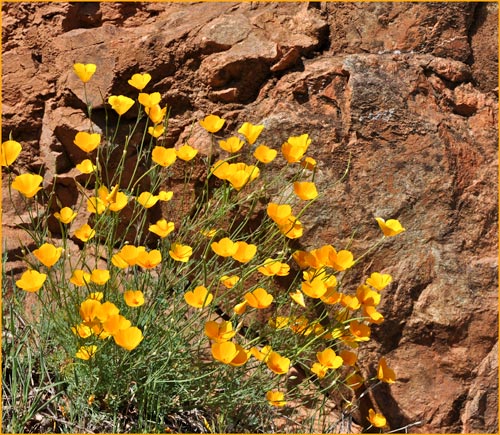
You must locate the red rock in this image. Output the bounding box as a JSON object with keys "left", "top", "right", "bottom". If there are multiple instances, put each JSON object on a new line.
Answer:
{"left": 470, "top": 3, "right": 499, "bottom": 92}
{"left": 1, "top": 2, "right": 497, "bottom": 432}
{"left": 197, "top": 13, "right": 253, "bottom": 52}
{"left": 461, "top": 343, "right": 498, "bottom": 433}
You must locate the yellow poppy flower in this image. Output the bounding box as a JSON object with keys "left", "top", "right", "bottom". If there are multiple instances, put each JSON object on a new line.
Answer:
{"left": 320, "top": 287, "right": 342, "bottom": 305}
{"left": 113, "top": 326, "right": 143, "bottom": 351}
{"left": 74, "top": 131, "right": 100, "bottom": 153}
{"left": 97, "top": 185, "right": 115, "bottom": 206}
{"left": 87, "top": 197, "right": 106, "bottom": 214}
{"left": 244, "top": 288, "right": 273, "bottom": 309}
{"left": 316, "top": 348, "right": 343, "bottom": 369}
{"left": 293, "top": 181, "right": 318, "bottom": 200}
{"left": 304, "top": 247, "right": 328, "bottom": 269}
{"left": 152, "top": 146, "right": 177, "bottom": 167}
{"left": 149, "top": 219, "right": 175, "bottom": 238}
{"left": 282, "top": 143, "right": 306, "bottom": 163}
{"left": 75, "top": 345, "right": 98, "bottom": 360}
{"left": 341, "top": 294, "right": 361, "bottom": 310}
{"left": 220, "top": 275, "right": 239, "bottom": 288}
{"left": 339, "top": 350, "right": 358, "bottom": 367}
{"left": 128, "top": 73, "right": 151, "bottom": 91}
{"left": 266, "top": 203, "right": 291, "bottom": 224}
{"left": 226, "top": 169, "right": 248, "bottom": 190}
{"left": 356, "top": 284, "right": 381, "bottom": 306}
{"left": 111, "top": 245, "right": 145, "bottom": 268}
{"left": 204, "top": 320, "right": 236, "bottom": 343}
{"left": 184, "top": 286, "right": 213, "bottom": 308}
{"left": 169, "top": 243, "right": 192, "bottom": 262}
{"left": 301, "top": 156, "right": 317, "bottom": 170}
{"left": 278, "top": 216, "right": 303, "bottom": 239}
{"left": 108, "top": 95, "right": 135, "bottom": 116}
{"left": 313, "top": 323, "right": 325, "bottom": 336}
{"left": 96, "top": 301, "right": 120, "bottom": 322}
{"left": 328, "top": 249, "right": 355, "bottom": 271}
{"left": 238, "top": 122, "right": 264, "bottom": 145}
{"left": 97, "top": 184, "right": 115, "bottom": 203}
{"left": 136, "top": 250, "right": 162, "bottom": 269}
{"left": 377, "top": 357, "right": 396, "bottom": 383}
{"left": 112, "top": 257, "right": 129, "bottom": 276}
{"left": 292, "top": 316, "right": 318, "bottom": 336}
{"left": 79, "top": 299, "right": 102, "bottom": 323}
{"left": 211, "top": 237, "right": 238, "bottom": 257}
{"left": 201, "top": 228, "right": 218, "bottom": 238}
{"left": 176, "top": 143, "right": 198, "bottom": 161}
{"left": 71, "top": 323, "right": 92, "bottom": 339}
{"left": 138, "top": 92, "right": 161, "bottom": 108}
{"left": 102, "top": 314, "right": 132, "bottom": 335}
{"left": 211, "top": 341, "right": 238, "bottom": 364}
{"left": 250, "top": 345, "right": 272, "bottom": 361}
{"left": 33, "top": 243, "right": 62, "bottom": 268}
{"left": 73, "top": 63, "right": 96, "bottom": 83}
{"left": 200, "top": 114, "right": 225, "bottom": 133}
{"left": 266, "top": 261, "right": 290, "bottom": 276}
{"left": 366, "top": 272, "right": 392, "bottom": 291}
{"left": 232, "top": 241, "right": 257, "bottom": 263}
{"left": 324, "top": 272, "right": 338, "bottom": 288}
{"left": 349, "top": 321, "right": 371, "bottom": 342}
{"left": 11, "top": 173, "right": 43, "bottom": 198}
{"left": 145, "top": 104, "right": 167, "bottom": 124}
{"left": 15, "top": 269, "right": 47, "bottom": 292}
{"left": 124, "top": 290, "right": 145, "bottom": 307}
{"left": 375, "top": 217, "right": 405, "bottom": 237}
{"left": 311, "top": 362, "right": 329, "bottom": 379}
{"left": 137, "top": 192, "right": 159, "bottom": 208}
{"left": 345, "top": 372, "right": 364, "bottom": 390}
{"left": 290, "top": 289, "right": 306, "bottom": 307}
{"left": 257, "top": 258, "right": 281, "bottom": 276}
{"left": 265, "top": 390, "right": 286, "bottom": 407}
{"left": 148, "top": 125, "right": 165, "bottom": 138}
{"left": 90, "top": 269, "right": 110, "bottom": 285}
{"left": 253, "top": 145, "right": 277, "bottom": 163}
{"left": 1, "top": 140, "right": 22, "bottom": 166}
{"left": 108, "top": 191, "right": 128, "bottom": 212}
{"left": 367, "top": 409, "right": 387, "bottom": 428}
{"left": 301, "top": 276, "right": 327, "bottom": 299}
{"left": 54, "top": 206, "right": 77, "bottom": 224}
{"left": 211, "top": 341, "right": 248, "bottom": 366}
{"left": 210, "top": 160, "right": 231, "bottom": 180}
{"left": 268, "top": 316, "right": 290, "bottom": 330}
{"left": 266, "top": 351, "right": 290, "bottom": 374}
{"left": 152, "top": 191, "right": 169, "bottom": 203}
{"left": 226, "top": 164, "right": 259, "bottom": 190}
{"left": 219, "top": 136, "right": 244, "bottom": 153}
{"left": 89, "top": 292, "right": 103, "bottom": 301}
{"left": 233, "top": 300, "right": 248, "bottom": 314}
{"left": 70, "top": 269, "right": 91, "bottom": 286}
{"left": 363, "top": 305, "right": 385, "bottom": 324}
{"left": 300, "top": 249, "right": 322, "bottom": 270}
{"left": 76, "top": 159, "right": 96, "bottom": 173}
{"left": 228, "top": 344, "right": 250, "bottom": 367}
{"left": 88, "top": 322, "right": 107, "bottom": 339}
{"left": 292, "top": 250, "right": 309, "bottom": 269}
{"left": 281, "top": 133, "right": 311, "bottom": 163}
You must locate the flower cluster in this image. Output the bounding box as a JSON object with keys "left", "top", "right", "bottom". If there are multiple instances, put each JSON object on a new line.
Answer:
{"left": 74, "top": 296, "right": 144, "bottom": 355}
{"left": 3, "top": 62, "right": 405, "bottom": 430}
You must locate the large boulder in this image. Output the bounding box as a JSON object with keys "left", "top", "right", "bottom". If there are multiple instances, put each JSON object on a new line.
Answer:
{"left": 2, "top": 2, "right": 497, "bottom": 432}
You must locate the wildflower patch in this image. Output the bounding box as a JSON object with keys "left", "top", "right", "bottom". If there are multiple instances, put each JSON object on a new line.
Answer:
{"left": 1, "top": 63, "right": 406, "bottom": 433}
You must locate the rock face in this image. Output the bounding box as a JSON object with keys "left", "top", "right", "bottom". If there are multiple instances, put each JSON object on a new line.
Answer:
{"left": 2, "top": 2, "right": 497, "bottom": 433}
